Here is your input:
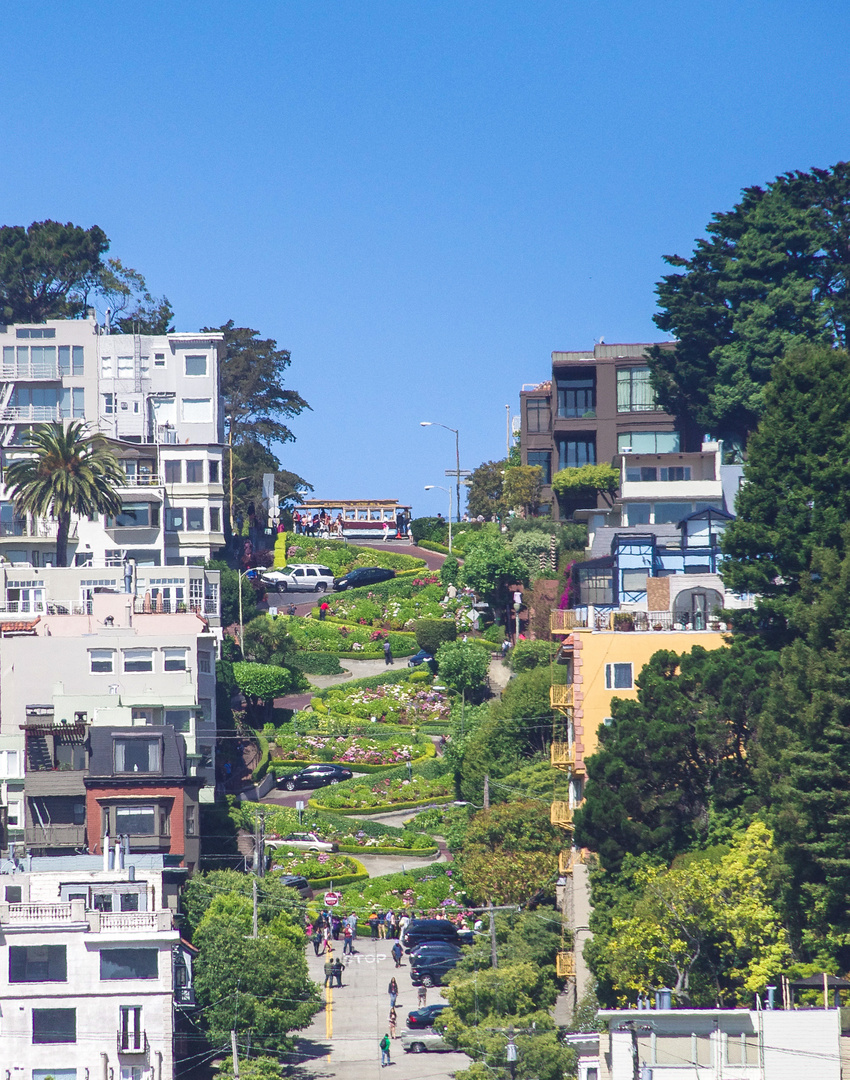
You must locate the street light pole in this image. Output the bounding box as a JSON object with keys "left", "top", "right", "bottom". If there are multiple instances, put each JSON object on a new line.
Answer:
{"left": 424, "top": 485, "right": 452, "bottom": 553}
{"left": 420, "top": 421, "right": 462, "bottom": 522}
{"left": 238, "top": 568, "right": 259, "bottom": 656}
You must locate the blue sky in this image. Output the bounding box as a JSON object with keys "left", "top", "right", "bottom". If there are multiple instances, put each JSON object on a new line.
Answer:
{"left": 2, "top": 2, "right": 849, "bottom": 516}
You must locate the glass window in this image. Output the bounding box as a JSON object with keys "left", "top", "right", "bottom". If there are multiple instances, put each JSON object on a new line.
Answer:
{"left": 73, "top": 345, "right": 84, "bottom": 375}
{"left": 525, "top": 398, "right": 551, "bottom": 432}
{"left": 527, "top": 451, "right": 551, "bottom": 484}
{"left": 186, "top": 460, "right": 204, "bottom": 483}
{"left": 123, "top": 649, "right": 154, "bottom": 673}
{"left": 104, "top": 392, "right": 115, "bottom": 415}
{"left": 117, "top": 355, "right": 134, "bottom": 379}
{"left": 186, "top": 507, "right": 205, "bottom": 531}
{"left": 106, "top": 503, "right": 151, "bottom": 528}
{"left": 210, "top": 507, "right": 221, "bottom": 532}
{"left": 181, "top": 398, "right": 212, "bottom": 423}
{"left": 626, "top": 503, "right": 651, "bottom": 526}
{"left": 101, "top": 355, "right": 113, "bottom": 377}
{"left": 617, "top": 367, "right": 658, "bottom": 412}
{"left": 626, "top": 467, "right": 657, "bottom": 482}
{"left": 557, "top": 373, "right": 595, "bottom": 418}
{"left": 164, "top": 460, "right": 182, "bottom": 484}
{"left": 32, "top": 1007, "right": 76, "bottom": 1043}
{"left": 208, "top": 460, "right": 220, "bottom": 483}
{"left": 17, "top": 327, "right": 55, "bottom": 338}
{"left": 114, "top": 738, "right": 160, "bottom": 772}
{"left": 154, "top": 352, "right": 166, "bottom": 366}
{"left": 163, "top": 648, "right": 187, "bottom": 672}
{"left": 660, "top": 466, "right": 690, "bottom": 481}
{"left": 184, "top": 354, "right": 207, "bottom": 376}
{"left": 653, "top": 502, "right": 693, "bottom": 524}
{"left": 34, "top": 1072, "right": 76, "bottom": 1080}
{"left": 165, "top": 709, "right": 192, "bottom": 732}
{"left": 100, "top": 949, "right": 158, "bottom": 980}
{"left": 10, "top": 945, "right": 67, "bottom": 982}
{"left": 165, "top": 508, "right": 184, "bottom": 532}
{"left": 186, "top": 803, "right": 197, "bottom": 836}
{"left": 73, "top": 387, "right": 85, "bottom": 418}
{"left": 119, "top": 1005, "right": 144, "bottom": 1051}
{"left": 115, "top": 805, "right": 158, "bottom": 833}
{"left": 90, "top": 649, "right": 115, "bottom": 673}
{"left": 558, "top": 436, "right": 596, "bottom": 470}
{"left": 605, "top": 663, "right": 633, "bottom": 689}
{"left": 198, "top": 652, "right": 211, "bottom": 674}
{"left": 5, "top": 885, "right": 21, "bottom": 903}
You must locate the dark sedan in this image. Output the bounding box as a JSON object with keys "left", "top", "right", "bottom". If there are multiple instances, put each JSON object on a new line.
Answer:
{"left": 406, "top": 1003, "right": 449, "bottom": 1029}
{"left": 277, "top": 764, "right": 353, "bottom": 791}
{"left": 333, "top": 566, "right": 396, "bottom": 591}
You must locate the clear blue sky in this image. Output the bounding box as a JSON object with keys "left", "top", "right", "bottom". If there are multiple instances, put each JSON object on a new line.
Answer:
{"left": 2, "top": 2, "right": 848, "bottom": 516}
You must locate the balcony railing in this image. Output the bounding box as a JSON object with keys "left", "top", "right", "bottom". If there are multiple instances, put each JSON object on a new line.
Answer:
{"left": 101, "top": 911, "right": 160, "bottom": 933}
{"left": 550, "top": 685, "right": 574, "bottom": 711}
{"left": 550, "top": 801, "right": 574, "bottom": 830}
{"left": 117, "top": 1030, "right": 149, "bottom": 1055}
{"left": 0, "top": 519, "right": 77, "bottom": 539}
{"left": 550, "top": 610, "right": 589, "bottom": 633}
{"left": 556, "top": 951, "right": 576, "bottom": 978}
{"left": 0, "top": 361, "right": 62, "bottom": 380}
{"left": 120, "top": 474, "right": 162, "bottom": 487}
{"left": 559, "top": 849, "right": 581, "bottom": 875}
{"left": 0, "top": 405, "right": 65, "bottom": 422}
{"left": 133, "top": 597, "right": 218, "bottom": 616}
{"left": 550, "top": 741, "right": 575, "bottom": 769}
{"left": 4, "top": 902, "right": 76, "bottom": 923}
{"left": 25, "top": 823, "right": 87, "bottom": 847}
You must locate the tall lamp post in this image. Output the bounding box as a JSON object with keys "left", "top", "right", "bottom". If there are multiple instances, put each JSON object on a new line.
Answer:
{"left": 420, "top": 421, "right": 461, "bottom": 522}
{"left": 424, "top": 485, "right": 452, "bottom": 553}
{"left": 238, "top": 568, "right": 260, "bottom": 655}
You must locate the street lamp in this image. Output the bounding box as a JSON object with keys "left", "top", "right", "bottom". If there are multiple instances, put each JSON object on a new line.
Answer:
{"left": 424, "top": 485, "right": 452, "bottom": 553}
{"left": 420, "top": 421, "right": 462, "bottom": 522}
{"left": 238, "top": 567, "right": 261, "bottom": 655}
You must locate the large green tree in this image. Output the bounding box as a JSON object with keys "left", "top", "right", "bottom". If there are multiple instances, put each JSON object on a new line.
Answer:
{"left": 4, "top": 421, "right": 124, "bottom": 566}
{"left": 96, "top": 257, "right": 174, "bottom": 334}
{"left": 0, "top": 220, "right": 109, "bottom": 322}
{"left": 459, "top": 535, "right": 529, "bottom": 614}
{"left": 649, "top": 162, "right": 850, "bottom": 446}
{"left": 465, "top": 459, "right": 506, "bottom": 519}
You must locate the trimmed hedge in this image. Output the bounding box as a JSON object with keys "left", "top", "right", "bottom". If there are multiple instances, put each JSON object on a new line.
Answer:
{"left": 336, "top": 843, "right": 439, "bottom": 857}
{"left": 311, "top": 668, "right": 431, "bottom": 699}
{"left": 269, "top": 744, "right": 436, "bottom": 776}
{"left": 251, "top": 730, "right": 271, "bottom": 783}
{"left": 306, "top": 870, "right": 370, "bottom": 889}
{"left": 417, "top": 540, "right": 452, "bottom": 555}
{"left": 291, "top": 653, "right": 345, "bottom": 675}
{"left": 415, "top": 618, "right": 458, "bottom": 654}
{"left": 308, "top": 794, "right": 456, "bottom": 815}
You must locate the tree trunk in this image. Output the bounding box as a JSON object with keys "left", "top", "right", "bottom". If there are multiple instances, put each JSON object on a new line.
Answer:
{"left": 56, "top": 512, "right": 70, "bottom": 567}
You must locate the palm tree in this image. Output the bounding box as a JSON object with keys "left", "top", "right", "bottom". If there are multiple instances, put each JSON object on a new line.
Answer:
{"left": 4, "top": 421, "right": 125, "bottom": 566}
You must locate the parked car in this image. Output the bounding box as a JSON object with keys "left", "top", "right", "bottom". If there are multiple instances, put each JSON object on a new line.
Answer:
{"left": 409, "top": 953, "right": 459, "bottom": 987}
{"left": 276, "top": 764, "right": 353, "bottom": 791}
{"left": 261, "top": 564, "right": 335, "bottom": 592}
{"left": 333, "top": 566, "right": 396, "bottom": 591}
{"left": 402, "top": 918, "right": 462, "bottom": 952}
{"left": 406, "top": 1003, "right": 449, "bottom": 1030}
{"left": 408, "top": 649, "right": 435, "bottom": 668}
{"left": 266, "top": 831, "right": 337, "bottom": 853}
{"left": 401, "top": 1028, "right": 452, "bottom": 1053}
{"left": 277, "top": 874, "right": 312, "bottom": 898}
{"left": 409, "top": 941, "right": 462, "bottom": 963}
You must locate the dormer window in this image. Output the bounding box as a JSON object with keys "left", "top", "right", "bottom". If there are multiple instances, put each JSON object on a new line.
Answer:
{"left": 113, "top": 737, "right": 161, "bottom": 773}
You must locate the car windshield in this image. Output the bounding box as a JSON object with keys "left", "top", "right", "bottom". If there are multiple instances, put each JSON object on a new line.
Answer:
{"left": 281, "top": 566, "right": 299, "bottom": 574}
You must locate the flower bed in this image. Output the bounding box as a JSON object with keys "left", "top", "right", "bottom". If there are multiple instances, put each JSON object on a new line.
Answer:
{"left": 270, "top": 733, "right": 434, "bottom": 767}
{"left": 279, "top": 614, "right": 417, "bottom": 657}
{"left": 274, "top": 532, "right": 425, "bottom": 574}
{"left": 335, "top": 864, "right": 470, "bottom": 915}
{"left": 314, "top": 682, "right": 451, "bottom": 727}
{"left": 268, "top": 850, "right": 363, "bottom": 880}
{"left": 310, "top": 773, "right": 454, "bottom": 812}
{"left": 319, "top": 581, "right": 479, "bottom": 633}
{"left": 241, "top": 802, "right": 439, "bottom": 852}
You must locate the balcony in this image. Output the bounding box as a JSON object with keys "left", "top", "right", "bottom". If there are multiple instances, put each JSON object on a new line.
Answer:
{"left": 0, "top": 360, "right": 61, "bottom": 380}
{"left": 550, "top": 610, "right": 589, "bottom": 633}
{"left": 120, "top": 474, "right": 163, "bottom": 487}
{"left": 550, "top": 801, "right": 574, "bottom": 830}
{"left": 559, "top": 849, "right": 580, "bottom": 875}
{"left": 0, "top": 519, "right": 77, "bottom": 540}
{"left": 550, "top": 685, "right": 574, "bottom": 712}
{"left": 2, "top": 901, "right": 82, "bottom": 925}
{"left": 0, "top": 901, "right": 173, "bottom": 933}
{"left": 117, "top": 1030, "right": 149, "bottom": 1056}
{"left": 0, "top": 405, "right": 64, "bottom": 423}
{"left": 133, "top": 597, "right": 218, "bottom": 616}
{"left": 25, "top": 823, "right": 86, "bottom": 847}
{"left": 550, "top": 741, "right": 575, "bottom": 769}
{"left": 556, "top": 951, "right": 576, "bottom": 978}
{"left": 100, "top": 911, "right": 163, "bottom": 933}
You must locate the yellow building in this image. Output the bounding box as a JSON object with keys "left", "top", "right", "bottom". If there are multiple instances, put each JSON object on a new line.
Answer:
{"left": 550, "top": 610, "right": 728, "bottom": 775}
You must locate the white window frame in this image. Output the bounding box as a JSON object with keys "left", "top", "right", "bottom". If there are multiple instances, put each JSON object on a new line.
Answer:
{"left": 90, "top": 648, "right": 116, "bottom": 674}
{"left": 163, "top": 647, "right": 188, "bottom": 672}
{"left": 181, "top": 397, "right": 212, "bottom": 423}
{"left": 123, "top": 648, "right": 154, "bottom": 673}
{"left": 605, "top": 663, "right": 634, "bottom": 690}
{"left": 184, "top": 354, "right": 208, "bottom": 377}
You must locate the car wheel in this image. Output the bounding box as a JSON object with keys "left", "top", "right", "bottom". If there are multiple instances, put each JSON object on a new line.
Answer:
{"left": 422, "top": 975, "right": 433, "bottom": 987}
{"left": 278, "top": 582, "right": 288, "bottom": 592}
{"left": 411, "top": 1043, "right": 426, "bottom": 1054}
{"left": 315, "top": 582, "right": 327, "bottom": 592}
{"left": 285, "top": 779, "right": 296, "bottom": 792}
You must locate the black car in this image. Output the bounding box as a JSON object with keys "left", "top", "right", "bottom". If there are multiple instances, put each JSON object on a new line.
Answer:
{"left": 406, "top": 1003, "right": 449, "bottom": 1029}
{"left": 402, "top": 918, "right": 462, "bottom": 952}
{"left": 408, "top": 649, "right": 435, "bottom": 668}
{"left": 410, "top": 953, "right": 459, "bottom": 987}
{"left": 409, "top": 941, "right": 462, "bottom": 962}
{"left": 333, "top": 566, "right": 396, "bottom": 591}
{"left": 277, "top": 874, "right": 312, "bottom": 898}
{"left": 277, "top": 764, "right": 353, "bottom": 791}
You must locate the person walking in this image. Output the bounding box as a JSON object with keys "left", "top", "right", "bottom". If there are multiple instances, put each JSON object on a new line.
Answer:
{"left": 383, "top": 639, "right": 393, "bottom": 666}
{"left": 343, "top": 923, "right": 354, "bottom": 954}
{"left": 388, "top": 977, "right": 399, "bottom": 1007}
{"left": 417, "top": 985, "right": 427, "bottom": 1008}
{"left": 312, "top": 928, "right": 324, "bottom": 956}
{"left": 369, "top": 911, "right": 379, "bottom": 939}
{"left": 388, "top": 1005, "right": 398, "bottom": 1039}
{"left": 348, "top": 911, "right": 358, "bottom": 938}
{"left": 332, "top": 957, "right": 344, "bottom": 988}
{"left": 378, "top": 910, "right": 387, "bottom": 939}
{"left": 380, "top": 1033, "right": 391, "bottom": 1067}
{"left": 391, "top": 941, "right": 403, "bottom": 968}
{"left": 323, "top": 957, "right": 334, "bottom": 988}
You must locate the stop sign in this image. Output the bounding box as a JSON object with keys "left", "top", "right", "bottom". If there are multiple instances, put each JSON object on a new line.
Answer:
{"left": 324, "top": 891, "right": 342, "bottom": 907}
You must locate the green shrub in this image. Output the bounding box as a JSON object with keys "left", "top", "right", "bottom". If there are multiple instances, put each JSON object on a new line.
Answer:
{"left": 274, "top": 533, "right": 425, "bottom": 573}
{"left": 410, "top": 516, "right": 448, "bottom": 545}
{"left": 440, "top": 556, "right": 460, "bottom": 585}
{"left": 311, "top": 668, "right": 429, "bottom": 699}
{"left": 510, "top": 639, "right": 559, "bottom": 672}
{"left": 290, "top": 653, "right": 345, "bottom": 676}
{"left": 415, "top": 618, "right": 458, "bottom": 654}
{"left": 252, "top": 730, "right": 270, "bottom": 783}
{"left": 484, "top": 623, "right": 506, "bottom": 644}
{"left": 418, "top": 540, "right": 452, "bottom": 555}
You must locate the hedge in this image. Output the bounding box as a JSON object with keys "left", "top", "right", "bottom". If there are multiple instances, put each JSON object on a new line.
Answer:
{"left": 308, "top": 794, "right": 456, "bottom": 815}
{"left": 415, "top": 618, "right": 458, "bottom": 654}
{"left": 274, "top": 532, "right": 426, "bottom": 573}
{"left": 336, "top": 843, "right": 439, "bottom": 857}
{"left": 251, "top": 730, "right": 271, "bottom": 783}
{"left": 311, "top": 668, "right": 431, "bottom": 699}
{"left": 417, "top": 540, "right": 452, "bottom": 555}
{"left": 290, "top": 653, "right": 345, "bottom": 675}
{"left": 269, "top": 744, "right": 436, "bottom": 776}
{"left": 305, "top": 870, "right": 370, "bottom": 889}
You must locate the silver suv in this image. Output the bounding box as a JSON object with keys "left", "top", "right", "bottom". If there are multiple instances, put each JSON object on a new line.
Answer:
{"left": 261, "top": 564, "right": 335, "bottom": 592}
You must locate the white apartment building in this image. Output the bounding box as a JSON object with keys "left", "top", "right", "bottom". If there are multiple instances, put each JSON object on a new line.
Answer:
{"left": 0, "top": 316, "right": 226, "bottom": 567}
{"left": 0, "top": 856, "right": 195, "bottom": 1080}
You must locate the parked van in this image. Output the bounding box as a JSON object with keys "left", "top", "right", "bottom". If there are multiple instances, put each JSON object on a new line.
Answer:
{"left": 261, "top": 564, "right": 335, "bottom": 592}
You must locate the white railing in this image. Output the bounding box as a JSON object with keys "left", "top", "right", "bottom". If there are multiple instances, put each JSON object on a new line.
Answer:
{"left": 0, "top": 362, "right": 61, "bottom": 380}
{"left": 120, "top": 474, "right": 162, "bottom": 487}
{"left": 100, "top": 911, "right": 160, "bottom": 932}
{"left": 134, "top": 597, "right": 218, "bottom": 616}
{"left": 0, "top": 406, "right": 64, "bottom": 422}
{"left": 5, "top": 902, "right": 74, "bottom": 923}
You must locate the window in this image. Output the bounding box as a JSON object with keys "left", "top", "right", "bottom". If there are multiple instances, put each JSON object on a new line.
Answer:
{"left": 617, "top": 367, "right": 657, "bottom": 412}
{"left": 5, "top": 884, "right": 22, "bottom": 902}
{"left": 114, "top": 737, "right": 160, "bottom": 771}
{"left": 0, "top": 749, "right": 20, "bottom": 777}
{"left": 119, "top": 1005, "right": 144, "bottom": 1051}
{"left": 605, "top": 663, "right": 633, "bottom": 689}
{"left": 165, "top": 709, "right": 192, "bottom": 732}
{"left": 90, "top": 649, "right": 116, "bottom": 673}
{"left": 525, "top": 398, "right": 551, "bottom": 432}
{"left": 527, "top": 451, "right": 551, "bottom": 484}
{"left": 186, "top": 459, "right": 204, "bottom": 483}
{"left": 123, "top": 649, "right": 154, "bottom": 673}
{"left": 618, "top": 431, "right": 680, "bottom": 453}
{"left": 164, "top": 460, "right": 182, "bottom": 484}
{"left": 106, "top": 503, "right": 151, "bottom": 528}
{"left": 660, "top": 466, "right": 690, "bottom": 481}
{"left": 32, "top": 1007, "right": 76, "bottom": 1043}
{"left": 104, "top": 392, "right": 116, "bottom": 415}
{"left": 115, "top": 805, "right": 158, "bottom": 834}
{"left": 653, "top": 502, "right": 693, "bottom": 524}
{"left": 209, "top": 460, "right": 220, "bottom": 483}
{"left": 184, "top": 354, "right": 208, "bottom": 376}
{"left": 626, "top": 503, "right": 651, "bottom": 526}
{"left": 59, "top": 345, "right": 84, "bottom": 375}
{"left": 165, "top": 508, "right": 184, "bottom": 532}
{"left": 186, "top": 803, "right": 197, "bottom": 836}
{"left": 557, "top": 373, "right": 595, "bottom": 418}
{"left": 558, "top": 435, "right": 596, "bottom": 470}
{"left": 17, "top": 327, "right": 55, "bottom": 338}
{"left": 10, "top": 944, "right": 67, "bottom": 982}
{"left": 154, "top": 352, "right": 166, "bottom": 366}
{"left": 186, "top": 507, "right": 204, "bottom": 531}
{"left": 6, "top": 801, "right": 21, "bottom": 827}
{"left": 209, "top": 507, "right": 221, "bottom": 532}
{"left": 626, "top": 466, "right": 657, "bottom": 482}
{"left": 199, "top": 698, "right": 212, "bottom": 722}
{"left": 181, "top": 397, "right": 212, "bottom": 423}
{"left": 621, "top": 569, "right": 649, "bottom": 594}
{"left": 163, "top": 647, "right": 187, "bottom": 671}
{"left": 199, "top": 652, "right": 212, "bottom": 674}
{"left": 101, "top": 355, "right": 114, "bottom": 377}
{"left": 117, "top": 355, "right": 134, "bottom": 379}
{"left": 100, "top": 949, "right": 158, "bottom": 980}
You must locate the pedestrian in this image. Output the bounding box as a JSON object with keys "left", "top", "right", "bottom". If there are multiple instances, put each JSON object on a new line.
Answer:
{"left": 389, "top": 1005, "right": 398, "bottom": 1039}
{"left": 380, "top": 1032, "right": 391, "bottom": 1067}
{"left": 378, "top": 911, "right": 387, "bottom": 939}
{"left": 369, "top": 911, "right": 379, "bottom": 939}
{"left": 319, "top": 601, "right": 329, "bottom": 620}
{"left": 332, "top": 914, "right": 341, "bottom": 940}
{"left": 312, "top": 928, "right": 323, "bottom": 956}
{"left": 348, "top": 911, "right": 358, "bottom": 938}
{"left": 343, "top": 924, "right": 354, "bottom": 954}
{"left": 332, "top": 958, "right": 344, "bottom": 987}
{"left": 383, "top": 639, "right": 393, "bottom": 666}
{"left": 391, "top": 941, "right": 403, "bottom": 968}
{"left": 418, "top": 985, "right": 427, "bottom": 1008}
{"left": 323, "top": 958, "right": 334, "bottom": 987}
{"left": 388, "top": 977, "right": 399, "bottom": 1007}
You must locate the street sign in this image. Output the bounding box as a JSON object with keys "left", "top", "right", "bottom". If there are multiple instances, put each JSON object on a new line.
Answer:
{"left": 295, "top": 801, "right": 305, "bottom": 810}
{"left": 324, "top": 891, "right": 342, "bottom": 907}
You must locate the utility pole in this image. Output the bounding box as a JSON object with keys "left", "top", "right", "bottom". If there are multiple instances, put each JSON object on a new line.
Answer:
{"left": 483, "top": 774, "right": 490, "bottom": 809}
{"left": 489, "top": 902, "right": 498, "bottom": 969}
{"left": 252, "top": 878, "right": 258, "bottom": 939}
{"left": 231, "top": 1029, "right": 240, "bottom": 1078}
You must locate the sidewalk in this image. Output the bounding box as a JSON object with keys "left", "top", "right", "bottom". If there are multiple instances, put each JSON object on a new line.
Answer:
{"left": 285, "top": 935, "right": 469, "bottom": 1080}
